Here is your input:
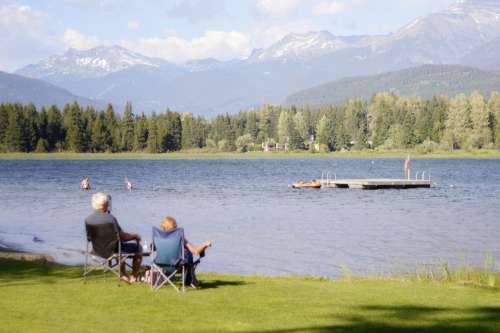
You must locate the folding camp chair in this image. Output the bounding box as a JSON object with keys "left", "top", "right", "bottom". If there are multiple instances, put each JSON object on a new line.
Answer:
{"left": 150, "top": 227, "right": 187, "bottom": 292}
{"left": 83, "top": 222, "right": 137, "bottom": 285}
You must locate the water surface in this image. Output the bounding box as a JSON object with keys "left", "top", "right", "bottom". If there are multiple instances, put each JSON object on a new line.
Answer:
{"left": 0, "top": 158, "right": 498, "bottom": 277}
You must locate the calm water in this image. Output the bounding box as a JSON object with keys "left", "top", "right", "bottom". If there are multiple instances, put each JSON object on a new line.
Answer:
{"left": 0, "top": 158, "right": 499, "bottom": 277}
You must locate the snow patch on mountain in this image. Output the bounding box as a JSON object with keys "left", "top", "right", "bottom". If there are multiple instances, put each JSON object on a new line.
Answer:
{"left": 16, "top": 45, "right": 167, "bottom": 82}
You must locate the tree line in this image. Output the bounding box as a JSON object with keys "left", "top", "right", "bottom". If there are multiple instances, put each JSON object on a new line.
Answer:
{"left": 1, "top": 91, "right": 499, "bottom": 153}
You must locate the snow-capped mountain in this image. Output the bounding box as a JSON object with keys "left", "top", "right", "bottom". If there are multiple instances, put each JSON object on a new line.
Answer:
{"left": 16, "top": 45, "right": 169, "bottom": 82}
{"left": 11, "top": 0, "right": 500, "bottom": 115}
{"left": 247, "top": 31, "right": 373, "bottom": 63}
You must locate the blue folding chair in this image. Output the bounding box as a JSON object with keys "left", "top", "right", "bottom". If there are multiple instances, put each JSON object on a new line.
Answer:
{"left": 150, "top": 227, "right": 186, "bottom": 292}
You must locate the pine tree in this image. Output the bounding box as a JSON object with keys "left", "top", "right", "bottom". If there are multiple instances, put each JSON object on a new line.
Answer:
{"left": 121, "top": 102, "right": 135, "bottom": 151}
{"left": 147, "top": 116, "right": 159, "bottom": 153}
{"left": 4, "top": 106, "right": 24, "bottom": 152}
{"left": 66, "top": 102, "right": 86, "bottom": 152}
{"left": 23, "top": 103, "right": 39, "bottom": 152}
{"left": 91, "top": 112, "right": 110, "bottom": 152}
{"left": 133, "top": 113, "right": 148, "bottom": 151}
{"left": 105, "top": 104, "right": 120, "bottom": 152}
{"left": 162, "top": 111, "right": 182, "bottom": 151}
{"left": 37, "top": 107, "right": 48, "bottom": 144}
{"left": 0, "top": 104, "right": 9, "bottom": 147}
{"left": 246, "top": 111, "right": 258, "bottom": 141}
{"left": 47, "top": 105, "right": 64, "bottom": 151}
{"left": 489, "top": 92, "right": 500, "bottom": 148}
{"left": 181, "top": 113, "right": 194, "bottom": 150}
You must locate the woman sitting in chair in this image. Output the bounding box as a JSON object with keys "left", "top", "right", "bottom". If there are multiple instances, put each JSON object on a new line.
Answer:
{"left": 160, "top": 216, "right": 212, "bottom": 287}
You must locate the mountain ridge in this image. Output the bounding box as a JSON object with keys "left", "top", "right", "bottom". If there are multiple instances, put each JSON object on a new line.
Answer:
{"left": 285, "top": 65, "right": 500, "bottom": 106}
{"left": 11, "top": 0, "right": 500, "bottom": 115}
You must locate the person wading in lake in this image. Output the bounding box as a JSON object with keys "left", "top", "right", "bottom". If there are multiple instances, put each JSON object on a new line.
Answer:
{"left": 80, "top": 176, "right": 90, "bottom": 190}
{"left": 124, "top": 177, "right": 132, "bottom": 191}
{"left": 85, "top": 192, "right": 143, "bottom": 283}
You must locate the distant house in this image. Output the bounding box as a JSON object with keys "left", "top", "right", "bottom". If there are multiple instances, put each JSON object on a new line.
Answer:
{"left": 262, "top": 141, "right": 289, "bottom": 152}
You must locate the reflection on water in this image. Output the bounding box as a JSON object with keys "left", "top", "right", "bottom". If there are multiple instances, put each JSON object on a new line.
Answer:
{"left": 0, "top": 158, "right": 499, "bottom": 277}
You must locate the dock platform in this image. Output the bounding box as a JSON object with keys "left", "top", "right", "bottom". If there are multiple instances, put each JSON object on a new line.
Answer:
{"left": 320, "top": 179, "right": 432, "bottom": 190}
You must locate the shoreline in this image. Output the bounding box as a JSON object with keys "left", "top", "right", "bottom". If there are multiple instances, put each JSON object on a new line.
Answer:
{"left": 0, "top": 241, "right": 54, "bottom": 262}
{"left": 1, "top": 150, "right": 500, "bottom": 160}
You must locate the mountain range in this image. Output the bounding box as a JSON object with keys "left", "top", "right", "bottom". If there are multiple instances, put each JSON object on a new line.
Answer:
{"left": 0, "top": 71, "right": 103, "bottom": 110}
{"left": 285, "top": 65, "right": 500, "bottom": 106}
{"left": 8, "top": 0, "right": 500, "bottom": 115}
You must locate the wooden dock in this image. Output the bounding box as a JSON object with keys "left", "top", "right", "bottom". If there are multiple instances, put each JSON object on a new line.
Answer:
{"left": 320, "top": 178, "right": 432, "bottom": 190}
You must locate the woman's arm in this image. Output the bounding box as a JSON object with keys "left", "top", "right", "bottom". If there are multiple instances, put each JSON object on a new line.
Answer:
{"left": 186, "top": 241, "right": 211, "bottom": 255}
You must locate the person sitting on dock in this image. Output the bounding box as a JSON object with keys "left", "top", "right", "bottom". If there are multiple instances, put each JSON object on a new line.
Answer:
{"left": 80, "top": 176, "right": 90, "bottom": 190}
{"left": 85, "top": 192, "right": 142, "bottom": 283}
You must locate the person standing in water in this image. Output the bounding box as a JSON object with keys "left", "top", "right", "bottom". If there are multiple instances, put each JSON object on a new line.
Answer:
{"left": 124, "top": 177, "right": 132, "bottom": 191}
{"left": 81, "top": 176, "right": 90, "bottom": 190}
{"left": 404, "top": 155, "right": 412, "bottom": 180}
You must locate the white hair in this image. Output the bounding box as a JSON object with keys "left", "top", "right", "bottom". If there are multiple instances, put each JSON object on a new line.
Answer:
{"left": 91, "top": 192, "right": 109, "bottom": 211}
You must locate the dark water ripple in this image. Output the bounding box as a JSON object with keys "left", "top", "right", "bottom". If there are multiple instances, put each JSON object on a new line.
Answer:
{"left": 0, "top": 158, "right": 499, "bottom": 277}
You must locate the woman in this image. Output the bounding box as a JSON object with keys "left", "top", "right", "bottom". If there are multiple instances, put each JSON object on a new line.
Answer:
{"left": 80, "top": 176, "right": 90, "bottom": 190}
{"left": 160, "top": 216, "right": 212, "bottom": 287}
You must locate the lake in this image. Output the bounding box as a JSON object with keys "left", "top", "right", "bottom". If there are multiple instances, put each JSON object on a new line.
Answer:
{"left": 0, "top": 158, "right": 499, "bottom": 277}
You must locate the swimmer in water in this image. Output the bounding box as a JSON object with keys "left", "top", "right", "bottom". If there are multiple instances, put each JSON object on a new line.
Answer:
{"left": 80, "top": 176, "right": 90, "bottom": 190}
{"left": 125, "top": 177, "right": 132, "bottom": 191}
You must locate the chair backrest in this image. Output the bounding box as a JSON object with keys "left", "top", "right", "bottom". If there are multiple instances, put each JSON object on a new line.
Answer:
{"left": 152, "top": 227, "right": 185, "bottom": 266}
{"left": 85, "top": 223, "right": 120, "bottom": 259}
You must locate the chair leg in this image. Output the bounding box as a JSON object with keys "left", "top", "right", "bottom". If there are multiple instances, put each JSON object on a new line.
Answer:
{"left": 182, "top": 266, "right": 185, "bottom": 292}
{"left": 84, "top": 244, "right": 88, "bottom": 284}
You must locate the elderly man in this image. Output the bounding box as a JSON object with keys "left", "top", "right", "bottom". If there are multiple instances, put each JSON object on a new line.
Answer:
{"left": 85, "top": 192, "right": 142, "bottom": 283}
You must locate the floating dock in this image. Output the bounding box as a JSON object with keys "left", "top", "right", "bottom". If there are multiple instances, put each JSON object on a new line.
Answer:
{"left": 320, "top": 178, "right": 432, "bottom": 190}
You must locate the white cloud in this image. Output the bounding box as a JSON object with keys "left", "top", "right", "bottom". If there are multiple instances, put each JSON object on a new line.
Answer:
{"left": 167, "top": 0, "right": 226, "bottom": 22}
{"left": 312, "top": 0, "right": 366, "bottom": 16}
{"left": 121, "top": 30, "right": 252, "bottom": 63}
{"left": 61, "top": 29, "right": 100, "bottom": 50}
{"left": 0, "top": 4, "right": 57, "bottom": 71}
{"left": 127, "top": 20, "right": 140, "bottom": 31}
{"left": 255, "top": 0, "right": 304, "bottom": 18}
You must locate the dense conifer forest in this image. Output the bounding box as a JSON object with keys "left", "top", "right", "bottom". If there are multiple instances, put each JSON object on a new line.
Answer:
{"left": 1, "top": 91, "right": 499, "bottom": 153}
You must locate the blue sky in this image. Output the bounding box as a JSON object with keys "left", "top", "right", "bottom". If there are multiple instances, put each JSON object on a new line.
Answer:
{"left": 0, "top": 0, "right": 458, "bottom": 71}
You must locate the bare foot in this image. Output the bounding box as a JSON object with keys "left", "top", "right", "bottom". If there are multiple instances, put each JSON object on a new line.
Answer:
{"left": 121, "top": 276, "right": 131, "bottom": 284}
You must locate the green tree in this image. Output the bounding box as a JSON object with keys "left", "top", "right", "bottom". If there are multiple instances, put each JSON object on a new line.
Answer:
{"left": 443, "top": 94, "right": 471, "bottom": 149}
{"left": 120, "top": 102, "right": 135, "bottom": 151}
{"left": 489, "top": 92, "right": 500, "bottom": 148}
{"left": 316, "top": 114, "right": 334, "bottom": 151}
{"left": 66, "top": 102, "right": 86, "bottom": 152}
{"left": 293, "top": 111, "right": 309, "bottom": 142}
{"left": 245, "top": 110, "right": 258, "bottom": 141}
{"left": 133, "top": 113, "right": 148, "bottom": 151}
{"left": 91, "top": 112, "right": 111, "bottom": 152}
{"left": 4, "top": 105, "right": 25, "bottom": 152}
{"left": 23, "top": 103, "right": 39, "bottom": 151}
{"left": 469, "top": 91, "right": 491, "bottom": 148}
{"left": 277, "top": 111, "right": 291, "bottom": 143}
{"left": 47, "top": 105, "right": 64, "bottom": 151}
{"left": 0, "top": 105, "right": 9, "bottom": 146}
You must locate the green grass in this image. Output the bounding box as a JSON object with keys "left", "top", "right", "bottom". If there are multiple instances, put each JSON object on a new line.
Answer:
{"left": 1, "top": 149, "right": 500, "bottom": 160}
{"left": 0, "top": 259, "right": 498, "bottom": 333}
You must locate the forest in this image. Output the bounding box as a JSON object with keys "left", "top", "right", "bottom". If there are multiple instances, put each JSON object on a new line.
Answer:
{"left": 1, "top": 91, "right": 499, "bottom": 153}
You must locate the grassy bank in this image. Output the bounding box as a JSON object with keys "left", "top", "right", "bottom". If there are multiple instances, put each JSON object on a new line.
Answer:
{"left": 1, "top": 149, "right": 500, "bottom": 160}
{"left": 0, "top": 259, "right": 498, "bottom": 333}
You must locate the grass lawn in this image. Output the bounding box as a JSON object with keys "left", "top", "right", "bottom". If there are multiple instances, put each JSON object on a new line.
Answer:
{"left": 0, "top": 259, "right": 498, "bottom": 333}
{"left": 1, "top": 149, "right": 500, "bottom": 160}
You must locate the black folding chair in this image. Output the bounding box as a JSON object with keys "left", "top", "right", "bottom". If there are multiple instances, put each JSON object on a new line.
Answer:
{"left": 83, "top": 223, "right": 136, "bottom": 285}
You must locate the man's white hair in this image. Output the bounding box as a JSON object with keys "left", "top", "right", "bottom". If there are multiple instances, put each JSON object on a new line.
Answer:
{"left": 91, "top": 192, "right": 109, "bottom": 211}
